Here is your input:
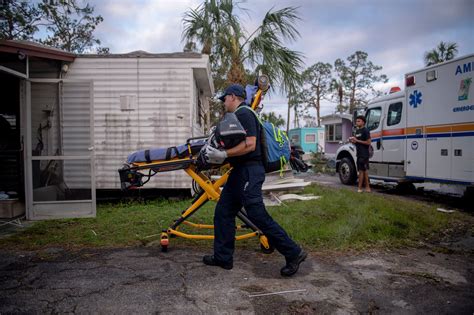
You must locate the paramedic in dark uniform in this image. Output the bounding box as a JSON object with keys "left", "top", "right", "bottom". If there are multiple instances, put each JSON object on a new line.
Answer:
{"left": 203, "top": 84, "right": 307, "bottom": 277}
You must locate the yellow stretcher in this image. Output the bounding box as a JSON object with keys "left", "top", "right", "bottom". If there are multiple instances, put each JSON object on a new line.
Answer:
{"left": 119, "top": 77, "right": 273, "bottom": 252}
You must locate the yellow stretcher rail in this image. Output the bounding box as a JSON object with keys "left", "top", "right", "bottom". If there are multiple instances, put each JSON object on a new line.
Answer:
{"left": 119, "top": 76, "right": 272, "bottom": 252}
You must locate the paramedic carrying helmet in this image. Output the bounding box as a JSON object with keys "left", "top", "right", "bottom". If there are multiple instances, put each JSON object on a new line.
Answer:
{"left": 203, "top": 83, "right": 307, "bottom": 277}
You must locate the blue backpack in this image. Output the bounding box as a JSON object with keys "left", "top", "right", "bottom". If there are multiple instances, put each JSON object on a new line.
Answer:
{"left": 236, "top": 106, "right": 291, "bottom": 174}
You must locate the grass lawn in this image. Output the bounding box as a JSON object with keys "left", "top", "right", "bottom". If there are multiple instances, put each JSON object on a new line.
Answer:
{"left": 0, "top": 184, "right": 471, "bottom": 251}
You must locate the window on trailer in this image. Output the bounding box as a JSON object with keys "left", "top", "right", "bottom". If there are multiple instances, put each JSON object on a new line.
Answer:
{"left": 196, "top": 97, "right": 204, "bottom": 127}
{"left": 291, "top": 134, "right": 300, "bottom": 145}
{"left": 325, "top": 124, "right": 342, "bottom": 142}
{"left": 305, "top": 133, "right": 316, "bottom": 143}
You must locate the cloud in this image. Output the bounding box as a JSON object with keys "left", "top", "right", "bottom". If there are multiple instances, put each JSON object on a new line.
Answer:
{"left": 94, "top": 0, "right": 201, "bottom": 53}
{"left": 89, "top": 0, "right": 473, "bottom": 127}
{"left": 297, "top": 28, "right": 369, "bottom": 64}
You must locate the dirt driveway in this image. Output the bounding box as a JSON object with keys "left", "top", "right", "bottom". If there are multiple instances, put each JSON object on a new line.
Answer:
{"left": 1, "top": 243, "right": 473, "bottom": 314}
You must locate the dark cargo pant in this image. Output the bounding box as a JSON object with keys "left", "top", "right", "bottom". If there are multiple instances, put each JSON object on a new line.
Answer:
{"left": 213, "top": 163, "right": 301, "bottom": 264}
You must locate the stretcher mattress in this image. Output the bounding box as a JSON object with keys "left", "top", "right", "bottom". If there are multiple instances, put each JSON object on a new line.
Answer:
{"left": 127, "top": 140, "right": 206, "bottom": 163}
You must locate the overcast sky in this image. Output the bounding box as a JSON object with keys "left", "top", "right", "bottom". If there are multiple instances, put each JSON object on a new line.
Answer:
{"left": 92, "top": 0, "right": 474, "bottom": 126}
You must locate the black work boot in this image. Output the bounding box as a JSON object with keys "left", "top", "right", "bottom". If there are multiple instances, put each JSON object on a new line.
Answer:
{"left": 280, "top": 250, "right": 307, "bottom": 277}
{"left": 202, "top": 255, "right": 233, "bottom": 270}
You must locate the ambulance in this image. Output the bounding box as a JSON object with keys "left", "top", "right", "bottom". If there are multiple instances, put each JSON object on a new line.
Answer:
{"left": 335, "top": 54, "right": 474, "bottom": 195}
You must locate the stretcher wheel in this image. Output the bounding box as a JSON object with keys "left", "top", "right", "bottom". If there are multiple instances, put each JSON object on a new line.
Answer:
{"left": 258, "top": 74, "right": 270, "bottom": 92}
{"left": 160, "top": 233, "right": 169, "bottom": 252}
{"left": 260, "top": 243, "right": 275, "bottom": 254}
{"left": 259, "top": 235, "right": 274, "bottom": 254}
{"left": 191, "top": 179, "right": 203, "bottom": 195}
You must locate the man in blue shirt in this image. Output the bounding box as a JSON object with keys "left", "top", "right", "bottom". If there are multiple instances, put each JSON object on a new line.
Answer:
{"left": 203, "top": 84, "right": 307, "bottom": 277}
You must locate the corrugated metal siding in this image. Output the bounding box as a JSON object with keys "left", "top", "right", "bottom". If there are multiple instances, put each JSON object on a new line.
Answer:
{"left": 30, "top": 81, "right": 92, "bottom": 190}
{"left": 192, "top": 79, "right": 198, "bottom": 136}
{"left": 62, "top": 82, "right": 92, "bottom": 155}
{"left": 66, "top": 57, "right": 210, "bottom": 189}
{"left": 62, "top": 81, "right": 92, "bottom": 189}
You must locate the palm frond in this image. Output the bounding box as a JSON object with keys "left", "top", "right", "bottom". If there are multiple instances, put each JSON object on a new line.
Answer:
{"left": 260, "top": 6, "right": 301, "bottom": 42}
{"left": 424, "top": 41, "right": 458, "bottom": 66}
{"left": 247, "top": 27, "right": 304, "bottom": 93}
{"left": 182, "top": 1, "right": 304, "bottom": 93}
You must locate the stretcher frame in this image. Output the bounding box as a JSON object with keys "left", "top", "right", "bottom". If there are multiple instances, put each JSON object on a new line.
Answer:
{"left": 120, "top": 77, "right": 273, "bottom": 252}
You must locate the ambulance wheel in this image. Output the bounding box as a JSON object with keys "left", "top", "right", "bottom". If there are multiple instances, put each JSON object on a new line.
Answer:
{"left": 339, "top": 157, "right": 356, "bottom": 185}
{"left": 396, "top": 182, "right": 416, "bottom": 194}
{"left": 462, "top": 186, "right": 474, "bottom": 206}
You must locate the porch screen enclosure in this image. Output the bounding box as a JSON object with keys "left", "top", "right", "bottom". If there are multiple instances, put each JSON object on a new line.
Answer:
{"left": 26, "top": 79, "right": 95, "bottom": 219}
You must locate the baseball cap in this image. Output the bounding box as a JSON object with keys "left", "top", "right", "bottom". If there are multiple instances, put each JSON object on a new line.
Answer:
{"left": 218, "top": 84, "right": 246, "bottom": 102}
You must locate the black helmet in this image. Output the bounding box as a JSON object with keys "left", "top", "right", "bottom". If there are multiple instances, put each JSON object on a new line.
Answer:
{"left": 215, "top": 112, "right": 246, "bottom": 149}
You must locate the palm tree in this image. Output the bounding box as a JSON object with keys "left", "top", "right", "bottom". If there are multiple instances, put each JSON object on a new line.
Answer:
{"left": 424, "top": 41, "right": 458, "bottom": 66}
{"left": 182, "top": 0, "right": 304, "bottom": 94}
{"left": 261, "top": 112, "right": 285, "bottom": 129}
{"left": 330, "top": 79, "right": 347, "bottom": 113}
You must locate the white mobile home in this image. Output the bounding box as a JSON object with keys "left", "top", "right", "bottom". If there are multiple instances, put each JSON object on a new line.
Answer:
{"left": 66, "top": 51, "right": 214, "bottom": 190}
{"left": 0, "top": 40, "right": 214, "bottom": 220}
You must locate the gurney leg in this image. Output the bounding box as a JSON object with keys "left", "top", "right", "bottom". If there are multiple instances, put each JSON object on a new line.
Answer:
{"left": 237, "top": 210, "right": 274, "bottom": 254}
{"left": 160, "top": 233, "right": 169, "bottom": 252}
{"left": 158, "top": 167, "right": 273, "bottom": 253}
{"left": 160, "top": 190, "right": 210, "bottom": 252}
